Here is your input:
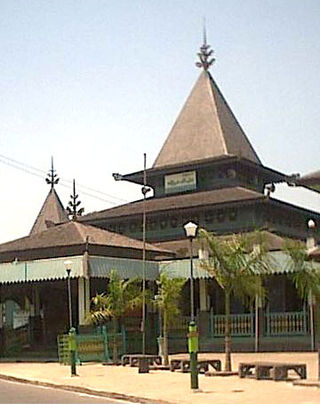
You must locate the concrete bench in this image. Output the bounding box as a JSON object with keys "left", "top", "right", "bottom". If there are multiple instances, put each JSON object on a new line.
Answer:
{"left": 239, "top": 361, "right": 307, "bottom": 381}
{"left": 170, "top": 358, "right": 221, "bottom": 374}
{"left": 121, "top": 354, "right": 162, "bottom": 367}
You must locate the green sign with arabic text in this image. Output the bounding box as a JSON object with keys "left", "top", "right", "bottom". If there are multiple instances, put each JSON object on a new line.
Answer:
{"left": 165, "top": 171, "right": 196, "bottom": 194}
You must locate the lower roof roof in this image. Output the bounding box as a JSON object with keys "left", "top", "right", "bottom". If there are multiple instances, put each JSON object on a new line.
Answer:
{"left": 0, "top": 221, "right": 170, "bottom": 257}
{"left": 81, "top": 186, "right": 265, "bottom": 222}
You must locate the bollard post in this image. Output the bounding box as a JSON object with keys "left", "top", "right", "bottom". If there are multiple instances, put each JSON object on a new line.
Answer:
{"left": 188, "top": 321, "right": 199, "bottom": 390}
{"left": 68, "top": 327, "right": 77, "bottom": 376}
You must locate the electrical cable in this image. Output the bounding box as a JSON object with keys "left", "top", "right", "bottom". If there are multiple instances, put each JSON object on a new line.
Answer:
{"left": 0, "top": 154, "right": 129, "bottom": 205}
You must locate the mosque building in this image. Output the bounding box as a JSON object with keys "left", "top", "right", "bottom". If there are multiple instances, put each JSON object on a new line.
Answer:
{"left": 0, "top": 36, "right": 319, "bottom": 356}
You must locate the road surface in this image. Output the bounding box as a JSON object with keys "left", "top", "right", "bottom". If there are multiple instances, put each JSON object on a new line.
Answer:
{"left": 0, "top": 379, "right": 131, "bottom": 404}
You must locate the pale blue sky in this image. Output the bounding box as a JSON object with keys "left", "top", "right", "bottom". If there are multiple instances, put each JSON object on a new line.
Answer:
{"left": 0, "top": 0, "right": 319, "bottom": 243}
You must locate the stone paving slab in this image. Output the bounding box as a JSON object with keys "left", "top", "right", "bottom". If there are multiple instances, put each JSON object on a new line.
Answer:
{"left": 0, "top": 353, "right": 319, "bottom": 404}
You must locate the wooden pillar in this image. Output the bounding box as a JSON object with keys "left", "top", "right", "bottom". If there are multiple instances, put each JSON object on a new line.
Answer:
{"left": 78, "top": 277, "right": 85, "bottom": 325}
{"left": 199, "top": 247, "right": 209, "bottom": 313}
{"left": 78, "top": 277, "right": 90, "bottom": 325}
{"left": 309, "top": 291, "right": 315, "bottom": 351}
{"left": 85, "top": 278, "right": 90, "bottom": 315}
{"left": 34, "top": 285, "right": 40, "bottom": 316}
{"left": 199, "top": 278, "right": 209, "bottom": 312}
{"left": 255, "top": 295, "right": 263, "bottom": 352}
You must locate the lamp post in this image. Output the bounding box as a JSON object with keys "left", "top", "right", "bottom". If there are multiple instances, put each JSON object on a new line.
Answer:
{"left": 64, "top": 260, "right": 73, "bottom": 329}
{"left": 64, "top": 260, "right": 78, "bottom": 376}
{"left": 184, "top": 221, "right": 199, "bottom": 390}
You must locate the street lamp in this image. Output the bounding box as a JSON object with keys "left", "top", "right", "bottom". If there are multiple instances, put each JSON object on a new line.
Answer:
{"left": 184, "top": 221, "right": 199, "bottom": 390}
{"left": 64, "top": 260, "right": 73, "bottom": 329}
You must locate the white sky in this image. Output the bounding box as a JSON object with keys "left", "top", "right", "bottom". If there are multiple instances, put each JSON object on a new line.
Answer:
{"left": 0, "top": 0, "right": 319, "bottom": 244}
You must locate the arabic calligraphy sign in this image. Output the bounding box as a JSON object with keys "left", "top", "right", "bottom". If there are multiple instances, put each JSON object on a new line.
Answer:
{"left": 165, "top": 171, "right": 196, "bottom": 194}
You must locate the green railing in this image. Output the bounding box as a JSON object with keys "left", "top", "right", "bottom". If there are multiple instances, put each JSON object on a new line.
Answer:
{"left": 210, "top": 311, "right": 254, "bottom": 337}
{"left": 57, "top": 326, "right": 126, "bottom": 365}
{"left": 265, "top": 311, "right": 308, "bottom": 336}
{"left": 168, "top": 316, "right": 190, "bottom": 332}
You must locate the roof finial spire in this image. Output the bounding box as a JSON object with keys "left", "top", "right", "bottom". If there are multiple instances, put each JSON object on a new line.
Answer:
{"left": 67, "top": 179, "right": 84, "bottom": 221}
{"left": 196, "top": 20, "right": 215, "bottom": 71}
{"left": 203, "top": 17, "right": 207, "bottom": 45}
{"left": 45, "top": 156, "right": 59, "bottom": 189}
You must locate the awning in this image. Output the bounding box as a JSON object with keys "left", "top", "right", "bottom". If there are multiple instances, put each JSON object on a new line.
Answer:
{"left": 0, "top": 255, "right": 160, "bottom": 284}
{"left": 0, "top": 256, "right": 83, "bottom": 284}
{"left": 159, "top": 251, "right": 320, "bottom": 279}
{"left": 1, "top": 251, "right": 319, "bottom": 284}
{"left": 89, "top": 256, "right": 159, "bottom": 280}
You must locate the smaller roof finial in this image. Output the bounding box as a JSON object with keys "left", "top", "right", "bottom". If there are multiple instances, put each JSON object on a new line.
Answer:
{"left": 196, "top": 20, "right": 215, "bottom": 71}
{"left": 67, "top": 179, "right": 84, "bottom": 221}
{"left": 45, "top": 156, "right": 60, "bottom": 189}
{"left": 203, "top": 17, "right": 207, "bottom": 45}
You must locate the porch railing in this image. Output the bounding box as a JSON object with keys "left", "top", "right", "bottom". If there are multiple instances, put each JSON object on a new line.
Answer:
{"left": 265, "top": 311, "right": 308, "bottom": 336}
{"left": 160, "top": 310, "right": 309, "bottom": 339}
{"left": 209, "top": 310, "right": 254, "bottom": 337}
{"left": 169, "top": 316, "right": 190, "bottom": 332}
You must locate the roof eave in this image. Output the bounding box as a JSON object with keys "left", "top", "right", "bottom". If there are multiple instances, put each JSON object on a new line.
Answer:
{"left": 119, "top": 156, "right": 288, "bottom": 185}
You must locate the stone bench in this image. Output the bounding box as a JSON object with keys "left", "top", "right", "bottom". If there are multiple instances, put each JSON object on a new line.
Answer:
{"left": 239, "top": 361, "right": 307, "bottom": 381}
{"left": 170, "top": 358, "right": 221, "bottom": 374}
{"left": 121, "top": 354, "right": 162, "bottom": 367}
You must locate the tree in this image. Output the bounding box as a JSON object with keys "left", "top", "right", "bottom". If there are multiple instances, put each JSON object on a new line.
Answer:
{"left": 284, "top": 239, "right": 320, "bottom": 349}
{"left": 88, "top": 270, "right": 144, "bottom": 364}
{"left": 154, "top": 272, "right": 186, "bottom": 366}
{"left": 285, "top": 239, "right": 320, "bottom": 300}
{"left": 198, "top": 229, "right": 270, "bottom": 371}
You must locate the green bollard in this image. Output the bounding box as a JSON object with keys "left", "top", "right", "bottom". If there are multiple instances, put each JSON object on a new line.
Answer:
{"left": 68, "top": 327, "right": 77, "bottom": 376}
{"left": 187, "top": 321, "right": 199, "bottom": 390}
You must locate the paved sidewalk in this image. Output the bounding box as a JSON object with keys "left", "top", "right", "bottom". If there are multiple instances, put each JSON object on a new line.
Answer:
{"left": 0, "top": 353, "right": 319, "bottom": 404}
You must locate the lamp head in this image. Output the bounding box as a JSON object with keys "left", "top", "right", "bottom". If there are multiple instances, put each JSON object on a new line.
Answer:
{"left": 64, "top": 259, "right": 72, "bottom": 273}
{"left": 308, "top": 219, "right": 316, "bottom": 229}
{"left": 184, "top": 222, "right": 198, "bottom": 239}
{"left": 112, "top": 173, "right": 123, "bottom": 181}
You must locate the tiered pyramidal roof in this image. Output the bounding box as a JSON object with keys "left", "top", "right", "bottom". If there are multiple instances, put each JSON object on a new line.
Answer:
{"left": 29, "top": 159, "right": 68, "bottom": 235}
{"left": 153, "top": 36, "right": 261, "bottom": 168}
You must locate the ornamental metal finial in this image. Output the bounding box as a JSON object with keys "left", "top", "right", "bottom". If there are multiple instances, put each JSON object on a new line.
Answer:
{"left": 67, "top": 179, "right": 84, "bottom": 221}
{"left": 45, "top": 156, "right": 59, "bottom": 189}
{"left": 196, "top": 21, "right": 215, "bottom": 70}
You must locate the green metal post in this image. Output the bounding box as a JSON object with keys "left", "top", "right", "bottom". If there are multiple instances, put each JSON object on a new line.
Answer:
{"left": 188, "top": 321, "right": 199, "bottom": 390}
{"left": 68, "top": 327, "right": 77, "bottom": 376}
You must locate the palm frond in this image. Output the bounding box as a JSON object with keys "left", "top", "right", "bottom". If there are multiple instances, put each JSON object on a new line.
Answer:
{"left": 87, "top": 269, "right": 144, "bottom": 325}
{"left": 284, "top": 239, "right": 320, "bottom": 300}
{"left": 198, "top": 229, "right": 268, "bottom": 304}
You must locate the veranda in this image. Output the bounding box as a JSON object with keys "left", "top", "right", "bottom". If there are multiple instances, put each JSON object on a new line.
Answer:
{"left": 1, "top": 248, "right": 319, "bottom": 358}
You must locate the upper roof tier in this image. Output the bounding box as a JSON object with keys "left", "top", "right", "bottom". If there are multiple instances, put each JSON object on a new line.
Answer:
{"left": 153, "top": 69, "right": 261, "bottom": 168}
{"left": 29, "top": 188, "right": 69, "bottom": 236}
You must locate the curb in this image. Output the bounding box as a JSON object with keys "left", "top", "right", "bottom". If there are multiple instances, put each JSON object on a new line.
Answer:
{"left": 0, "top": 373, "right": 175, "bottom": 404}
{"left": 293, "top": 379, "right": 320, "bottom": 388}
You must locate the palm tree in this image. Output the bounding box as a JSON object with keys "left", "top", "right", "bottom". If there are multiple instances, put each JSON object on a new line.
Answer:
{"left": 88, "top": 270, "right": 144, "bottom": 364}
{"left": 154, "top": 272, "right": 186, "bottom": 366}
{"left": 285, "top": 239, "right": 320, "bottom": 299}
{"left": 284, "top": 239, "right": 320, "bottom": 349}
{"left": 198, "top": 229, "right": 270, "bottom": 371}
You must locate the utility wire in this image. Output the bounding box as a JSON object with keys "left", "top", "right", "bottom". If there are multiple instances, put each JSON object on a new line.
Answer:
{"left": 0, "top": 154, "right": 129, "bottom": 205}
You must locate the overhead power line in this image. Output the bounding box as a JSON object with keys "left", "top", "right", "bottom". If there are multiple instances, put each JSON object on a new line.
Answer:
{"left": 0, "top": 154, "right": 129, "bottom": 205}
